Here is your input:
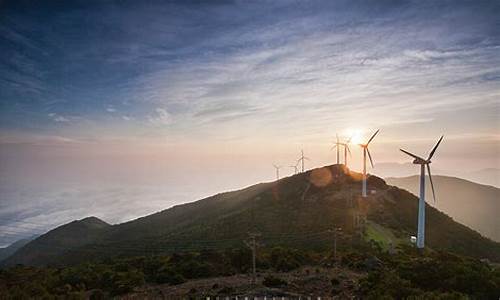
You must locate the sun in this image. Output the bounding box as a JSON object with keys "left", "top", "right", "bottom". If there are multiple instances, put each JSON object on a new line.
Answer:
{"left": 344, "top": 128, "right": 364, "bottom": 145}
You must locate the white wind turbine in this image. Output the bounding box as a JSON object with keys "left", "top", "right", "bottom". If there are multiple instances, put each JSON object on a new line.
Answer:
{"left": 400, "top": 135, "right": 444, "bottom": 250}
{"left": 359, "top": 129, "right": 379, "bottom": 197}
{"left": 297, "top": 149, "right": 310, "bottom": 173}
{"left": 341, "top": 136, "right": 352, "bottom": 167}
{"left": 331, "top": 134, "right": 342, "bottom": 164}
{"left": 273, "top": 164, "right": 282, "bottom": 180}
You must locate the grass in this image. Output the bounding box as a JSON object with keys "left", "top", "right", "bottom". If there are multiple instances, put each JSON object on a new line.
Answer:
{"left": 364, "top": 221, "right": 407, "bottom": 251}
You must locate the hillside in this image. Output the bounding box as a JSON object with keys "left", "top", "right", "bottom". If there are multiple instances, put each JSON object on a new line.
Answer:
{"left": 3, "top": 216, "right": 111, "bottom": 266}
{"left": 0, "top": 238, "right": 32, "bottom": 262}
{"left": 375, "top": 163, "right": 500, "bottom": 188}
{"left": 463, "top": 168, "right": 500, "bottom": 188}
{"left": 5, "top": 165, "right": 500, "bottom": 266}
{"left": 386, "top": 175, "right": 500, "bottom": 242}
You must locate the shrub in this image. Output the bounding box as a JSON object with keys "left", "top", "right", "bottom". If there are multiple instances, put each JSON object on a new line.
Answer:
{"left": 262, "top": 275, "right": 287, "bottom": 288}
{"left": 155, "top": 266, "right": 185, "bottom": 285}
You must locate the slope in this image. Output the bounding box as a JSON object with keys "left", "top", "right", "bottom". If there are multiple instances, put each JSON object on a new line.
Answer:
{"left": 0, "top": 238, "right": 32, "bottom": 262}
{"left": 2, "top": 216, "right": 111, "bottom": 266}
{"left": 386, "top": 175, "right": 500, "bottom": 242}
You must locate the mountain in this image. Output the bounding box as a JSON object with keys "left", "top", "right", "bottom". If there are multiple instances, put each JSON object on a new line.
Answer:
{"left": 0, "top": 238, "right": 32, "bottom": 262}
{"left": 375, "top": 163, "right": 500, "bottom": 188}
{"left": 386, "top": 175, "right": 500, "bottom": 242}
{"left": 462, "top": 168, "right": 500, "bottom": 188}
{"left": 373, "top": 162, "right": 444, "bottom": 178}
{"left": 3, "top": 216, "right": 111, "bottom": 266}
{"left": 5, "top": 165, "right": 500, "bottom": 267}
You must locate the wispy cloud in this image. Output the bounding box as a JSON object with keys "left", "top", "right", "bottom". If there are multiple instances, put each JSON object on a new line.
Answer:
{"left": 48, "top": 113, "right": 70, "bottom": 123}
{"left": 1, "top": 1, "right": 498, "bottom": 139}
{"left": 148, "top": 108, "right": 173, "bottom": 126}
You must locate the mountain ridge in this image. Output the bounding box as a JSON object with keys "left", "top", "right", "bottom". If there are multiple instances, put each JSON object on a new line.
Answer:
{"left": 3, "top": 217, "right": 111, "bottom": 266}
{"left": 5, "top": 164, "right": 500, "bottom": 267}
{"left": 0, "top": 238, "right": 32, "bottom": 262}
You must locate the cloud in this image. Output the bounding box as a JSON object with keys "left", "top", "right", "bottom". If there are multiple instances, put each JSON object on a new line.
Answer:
{"left": 148, "top": 108, "right": 173, "bottom": 125}
{"left": 48, "top": 113, "right": 70, "bottom": 122}
{"left": 1, "top": 1, "right": 498, "bottom": 137}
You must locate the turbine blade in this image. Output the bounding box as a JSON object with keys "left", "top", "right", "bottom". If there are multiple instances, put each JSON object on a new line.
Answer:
{"left": 347, "top": 136, "right": 353, "bottom": 143}
{"left": 427, "top": 164, "right": 437, "bottom": 203}
{"left": 400, "top": 149, "right": 425, "bottom": 161}
{"left": 367, "top": 148, "right": 374, "bottom": 168}
{"left": 428, "top": 135, "right": 444, "bottom": 160}
{"left": 331, "top": 145, "right": 337, "bottom": 150}
{"left": 304, "top": 157, "right": 310, "bottom": 160}
{"left": 346, "top": 145, "right": 352, "bottom": 156}
{"left": 366, "top": 129, "right": 380, "bottom": 145}
{"left": 336, "top": 133, "right": 339, "bottom": 143}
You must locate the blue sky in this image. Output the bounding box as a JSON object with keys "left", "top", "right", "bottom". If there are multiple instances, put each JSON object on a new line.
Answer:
{"left": 0, "top": 0, "right": 499, "bottom": 246}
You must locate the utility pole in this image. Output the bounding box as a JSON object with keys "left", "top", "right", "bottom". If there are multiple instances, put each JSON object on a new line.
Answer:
{"left": 245, "top": 232, "right": 260, "bottom": 285}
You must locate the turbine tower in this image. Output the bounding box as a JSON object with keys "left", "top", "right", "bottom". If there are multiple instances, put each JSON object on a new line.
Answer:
{"left": 359, "top": 129, "right": 379, "bottom": 197}
{"left": 273, "top": 164, "right": 282, "bottom": 180}
{"left": 331, "top": 134, "right": 342, "bottom": 164}
{"left": 400, "top": 136, "right": 443, "bottom": 250}
{"left": 341, "top": 136, "right": 352, "bottom": 167}
{"left": 297, "top": 150, "right": 309, "bottom": 173}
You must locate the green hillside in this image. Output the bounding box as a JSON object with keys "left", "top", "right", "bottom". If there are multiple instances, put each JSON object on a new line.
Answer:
{"left": 3, "top": 217, "right": 111, "bottom": 266}
{"left": 386, "top": 175, "right": 500, "bottom": 242}
{"left": 5, "top": 165, "right": 500, "bottom": 267}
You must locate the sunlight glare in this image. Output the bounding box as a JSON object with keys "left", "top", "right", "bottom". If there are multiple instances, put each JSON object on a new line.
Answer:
{"left": 345, "top": 128, "right": 364, "bottom": 145}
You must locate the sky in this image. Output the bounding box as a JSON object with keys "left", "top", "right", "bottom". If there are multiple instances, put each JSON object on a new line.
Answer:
{"left": 0, "top": 0, "right": 499, "bottom": 247}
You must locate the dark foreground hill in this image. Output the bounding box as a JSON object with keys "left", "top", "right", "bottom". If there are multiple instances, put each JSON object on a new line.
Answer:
{"left": 386, "top": 175, "right": 500, "bottom": 242}
{"left": 3, "top": 217, "right": 110, "bottom": 266}
{"left": 4, "top": 165, "right": 500, "bottom": 267}
{"left": 0, "top": 238, "right": 31, "bottom": 262}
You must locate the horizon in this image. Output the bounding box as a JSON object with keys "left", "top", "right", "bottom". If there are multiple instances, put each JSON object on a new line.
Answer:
{"left": 1, "top": 0, "right": 499, "bottom": 247}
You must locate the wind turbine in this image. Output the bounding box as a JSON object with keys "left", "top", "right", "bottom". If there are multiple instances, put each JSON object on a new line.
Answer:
{"left": 400, "top": 136, "right": 444, "bottom": 250}
{"left": 341, "top": 136, "right": 352, "bottom": 167}
{"left": 297, "top": 150, "right": 309, "bottom": 173}
{"left": 331, "top": 134, "right": 342, "bottom": 164}
{"left": 289, "top": 162, "right": 299, "bottom": 175}
{"left": 273, "top": 164, "right": 282, "bottom": 180}
{"left": 359, "top": 129, "right": 379, "bottom": 197}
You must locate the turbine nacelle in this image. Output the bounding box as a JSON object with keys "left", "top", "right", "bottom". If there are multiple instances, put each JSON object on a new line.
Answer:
{"left": 413, "top": 159, "right": 428, "bottom": 165}
{"left": 400, "top": 135, "right": 444, "bottom": 203}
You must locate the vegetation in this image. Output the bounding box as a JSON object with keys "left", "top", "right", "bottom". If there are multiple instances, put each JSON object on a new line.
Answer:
{"left": 263, "top": 275, "right": 287, "bottom": 288}
{"left": 1, "top": 245, "right": 498, "bottom": 298}
{"left": 360, "top": 249, "right": 500, "bottom": 299}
